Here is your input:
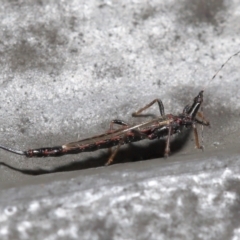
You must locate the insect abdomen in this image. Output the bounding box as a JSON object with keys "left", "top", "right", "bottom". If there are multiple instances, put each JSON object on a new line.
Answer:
{"left": 25, "top": 146, "right": 63, "bottom": 157}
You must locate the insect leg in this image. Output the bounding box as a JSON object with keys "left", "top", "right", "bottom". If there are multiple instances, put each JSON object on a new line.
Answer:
{"left": 105, "top": 128, "right": 148, "bottom": 165}
{"left": 164, "top": 126, "right": 172, "bottom": 157}
{"left": 132, "top": 99, "right": 165, "bottom": 117}
{"left": 109, "top": 119, "right": 129, "bottom": 131}
{"left": 194, "top": 111, "right": 210, "bottom": 150}
{"left": 193, "top": 123, "right": 203, "bottom": 150}
{"left": 147, "top": 124, "right": 173, "bottom": 157}
{"left": 106, "top": 119, "right": 128, "bottom": 158}
{"left": 195, "top": 112, "right": 210, "bottom": 126}
{"left": 105, "top": 141, "right": 122, "bottom": 166}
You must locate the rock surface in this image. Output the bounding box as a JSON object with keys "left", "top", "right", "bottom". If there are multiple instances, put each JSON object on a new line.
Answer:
{"left": 0, "top": 1, "right": 240, "bottom": 239}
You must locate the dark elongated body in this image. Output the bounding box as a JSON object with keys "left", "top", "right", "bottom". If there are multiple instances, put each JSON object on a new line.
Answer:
{"left": 25, "top": 117, "right": 172, "bottom": 157}
{"left": 0, "top": 91, "right": 209, "bottom": 165}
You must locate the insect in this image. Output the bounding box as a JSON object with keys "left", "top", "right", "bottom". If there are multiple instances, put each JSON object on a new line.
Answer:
{"left": 0, "top": 50, "right": 239, "bottom": 165}
{"left": 0, "top": 90, "right": 209, "bottom": 165}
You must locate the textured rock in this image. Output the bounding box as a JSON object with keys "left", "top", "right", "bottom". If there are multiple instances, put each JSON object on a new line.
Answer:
{"left": 0, "top": 0, "right": 240, "bottom": 239}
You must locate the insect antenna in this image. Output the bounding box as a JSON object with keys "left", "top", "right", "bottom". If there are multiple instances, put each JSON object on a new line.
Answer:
{"left": 207, "top": 49, "right": 240, "bottom": 87}
{"left": 0, "top": 145, "right": 26, "bottom": 155}
{"left": 199, "top": 50, "right": 240, "bottom": 149}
